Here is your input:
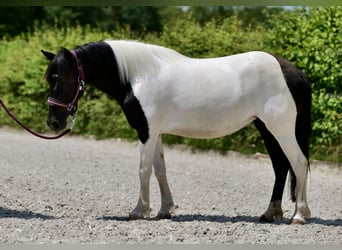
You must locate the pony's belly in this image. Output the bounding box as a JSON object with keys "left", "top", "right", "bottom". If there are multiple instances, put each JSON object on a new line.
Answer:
{"left": 166, "top": 128, "right": 239, "bottom": 139}
{"left": 162, "top": 116, "right": 256, "bottom": 139}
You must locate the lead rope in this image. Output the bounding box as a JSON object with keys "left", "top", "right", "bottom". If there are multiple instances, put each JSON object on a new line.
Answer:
{"left": 0, "top": 99, "right": 74, "bottom": 140}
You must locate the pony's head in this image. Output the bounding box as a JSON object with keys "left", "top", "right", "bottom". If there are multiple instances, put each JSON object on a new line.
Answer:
{"left": 42, "top": 49, "right": 84, "bottom": 131}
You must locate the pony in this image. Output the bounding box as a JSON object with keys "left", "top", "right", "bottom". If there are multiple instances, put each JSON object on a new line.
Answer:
{"left": 41, "top": 40, "right": 311, "bottom": 224}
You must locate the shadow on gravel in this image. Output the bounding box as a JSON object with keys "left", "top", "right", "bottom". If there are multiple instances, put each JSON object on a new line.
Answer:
{"left": 173, "top": 215, "right": 342, "bottom": 226}
{"left": 97, "top": 214, "right": 342, "bottom": 226}
{"left": 171, "top": 214, "right": 262, "bottom": 223}
{"left": 0, "top": 207, "right": 55, "bottom": 220}
{"left": 98, "top": 214, "right": 265, "bottom": 224}
{"left": 99, "top": 216, "right": 129, "bottom": 221}
{"left": 308, "top": 217, "right": 342, "bottom": 227}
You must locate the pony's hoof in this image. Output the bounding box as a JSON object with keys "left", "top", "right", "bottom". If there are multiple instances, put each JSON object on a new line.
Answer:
{"left": 290, "top": 219, "right": 305, "bottom": 225}
{"left": 156, "top": 212, "right": 172, "bottom": 220}
{"left": 128, "top": 213, "right": 144, "bottom": 220}
{"left": 259, "top": 215, "right": 273, "bottom": 223}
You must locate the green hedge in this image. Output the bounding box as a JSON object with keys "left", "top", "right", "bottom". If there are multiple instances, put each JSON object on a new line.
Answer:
{"left": 0, "top": 9, "right": 340, "bottom": 162}
{"left": 263, "top": 7, "right": 341, "bottom": 161}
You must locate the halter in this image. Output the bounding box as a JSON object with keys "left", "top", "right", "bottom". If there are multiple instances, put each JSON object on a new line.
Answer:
{"left": 47, "top": 50, "right": 86, "bottom": 115}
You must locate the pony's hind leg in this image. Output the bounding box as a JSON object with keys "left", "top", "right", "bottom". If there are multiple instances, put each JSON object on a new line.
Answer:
{"left": 263, "top": 120, "right": 311, "bottom": 224}
{"left": 276, "top": 135, "right": 310, "bottom": 224}
{"left": 254, "top": 119, "right": 290, "bottom": 223}
{"left": 153, "top": 136, "right": 175, "bottom": 219}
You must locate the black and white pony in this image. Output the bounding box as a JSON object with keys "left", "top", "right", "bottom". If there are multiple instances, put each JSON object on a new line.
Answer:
{"left": 41, "top": 40, "right": 311, "bottom": 224}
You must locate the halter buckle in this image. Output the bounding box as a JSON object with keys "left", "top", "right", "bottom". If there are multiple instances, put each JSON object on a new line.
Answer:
{"left": 79, "top": 78, "right": 86, "bottom": 91}
{"left": 66, "top": 103, "right": 74, "bottom": 112}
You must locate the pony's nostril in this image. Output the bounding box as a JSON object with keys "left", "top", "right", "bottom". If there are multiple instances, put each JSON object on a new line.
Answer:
{"left": 52, "top": 121, "right": 60, "bottom": 130}
{"left": 47, "top": 119, "right": 61, "bottom": 131}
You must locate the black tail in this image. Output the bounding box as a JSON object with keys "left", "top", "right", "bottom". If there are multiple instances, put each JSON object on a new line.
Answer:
{"left": 272, "top": 54, "right": 312, "bottom": 202}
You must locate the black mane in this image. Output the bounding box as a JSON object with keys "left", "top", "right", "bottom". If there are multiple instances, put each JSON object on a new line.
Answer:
{"left": 73, "top": 42, "right": 130, "bottom": 103}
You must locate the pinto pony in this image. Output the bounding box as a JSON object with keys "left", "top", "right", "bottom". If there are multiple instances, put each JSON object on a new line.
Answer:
{"left": 42, "top": 40, "right": 311, "bottom": 224}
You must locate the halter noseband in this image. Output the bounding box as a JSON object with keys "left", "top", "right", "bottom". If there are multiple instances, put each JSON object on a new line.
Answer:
{"left": 47, "top": 50, "right": 86, "bottom": 115}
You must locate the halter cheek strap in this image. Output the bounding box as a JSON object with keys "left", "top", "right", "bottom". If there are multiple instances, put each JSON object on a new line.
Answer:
{"left": 47, "top": 50, "right": 86, "bottom": 115}
{"left": 71, "top": 50, "right": 86, "bottom": 82}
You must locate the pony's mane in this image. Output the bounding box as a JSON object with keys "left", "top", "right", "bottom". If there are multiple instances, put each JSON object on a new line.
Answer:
{"left": 105, "top": 40, "right": 188, "bottom": 82}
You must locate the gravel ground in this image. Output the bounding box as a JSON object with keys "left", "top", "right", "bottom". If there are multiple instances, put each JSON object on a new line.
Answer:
{"left": 0, "top": 127, "right": 341, "bottom": 244}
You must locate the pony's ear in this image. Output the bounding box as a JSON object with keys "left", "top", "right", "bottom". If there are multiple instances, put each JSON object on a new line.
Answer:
{"left": 61, "top": 48, "right": 74, "bottom": 65}
{"left": 41, "top": 50, "right": 55, "bottom": 61}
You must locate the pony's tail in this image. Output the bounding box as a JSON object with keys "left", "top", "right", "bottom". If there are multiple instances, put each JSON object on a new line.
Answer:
{"left": 289, "top": 69, "right": 312, "bottom": 202}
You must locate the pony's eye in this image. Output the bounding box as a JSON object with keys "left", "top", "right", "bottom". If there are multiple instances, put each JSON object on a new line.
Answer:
{"left": 52, "top": 74, "right": 59, "bottom": 80}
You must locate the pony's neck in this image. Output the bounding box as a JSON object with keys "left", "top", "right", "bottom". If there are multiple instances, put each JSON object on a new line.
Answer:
{"left": 74, "top": 41, "right": 149, "bottom": 143}
{"left": 74, "top": 42, "right": 129, "bottom": 104}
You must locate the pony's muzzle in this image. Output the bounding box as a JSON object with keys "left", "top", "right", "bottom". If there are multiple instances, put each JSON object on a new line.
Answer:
{"left": 47, "top": 116, "right": 67, "bottom": 131}
{"left": 47, "top": 118, "right": 61, "bottom": 131}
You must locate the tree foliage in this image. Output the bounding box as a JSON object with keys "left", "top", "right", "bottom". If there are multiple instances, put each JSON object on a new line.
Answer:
{"left": 0, "top": 6, "right": 164, "bottom": 38}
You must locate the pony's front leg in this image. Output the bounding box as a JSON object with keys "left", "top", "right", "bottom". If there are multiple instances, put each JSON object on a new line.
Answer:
{"left": 129, "top": 137, "right": 156, "bottom": 220}
{"left": 153, "top": 136, "right": 175, "bottom": 219}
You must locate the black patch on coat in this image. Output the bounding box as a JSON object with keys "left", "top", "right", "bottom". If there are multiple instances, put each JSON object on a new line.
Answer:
{"left": 122, "top": 89, "right": 149, "bottom": 144}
